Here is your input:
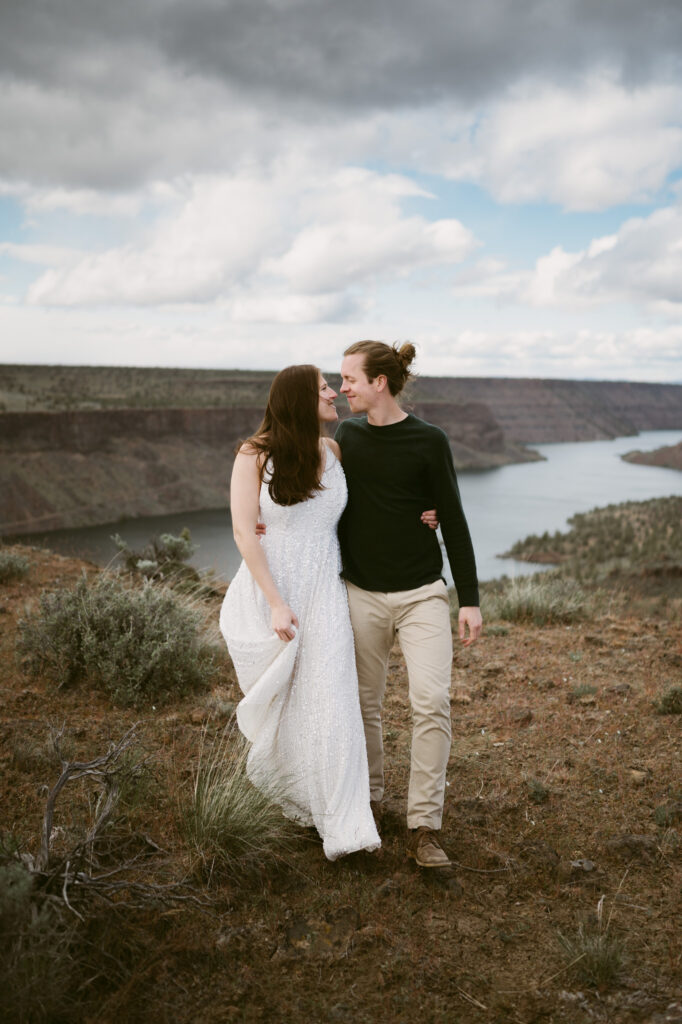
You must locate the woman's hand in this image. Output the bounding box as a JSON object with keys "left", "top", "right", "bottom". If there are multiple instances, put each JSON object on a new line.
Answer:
{"left": 421, "top": 508, "right": 439, "bottom": 530}
{"left": 271, "top": 603, "right": 299, "bottom": 642}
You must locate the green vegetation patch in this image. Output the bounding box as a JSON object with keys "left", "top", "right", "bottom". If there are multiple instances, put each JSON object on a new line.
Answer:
{"left": 17, "top": 573, "right": 219, "bottom": 707}
{"left": 0, "top": 549, "right": 30, "bottom": 584}
{"left": 504, "top": 496, "right": 682, "bottom": 578}
{"left": 656, "top": 686, "right": 682, "bottom": 715}
{"left": 482, "top": 573, "right": 588, "bottom": 625}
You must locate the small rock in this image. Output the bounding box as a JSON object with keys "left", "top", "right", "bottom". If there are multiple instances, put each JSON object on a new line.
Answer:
{"left": 482, "top": 661, "right": 505, "bottom": 677}
{"left": 190, "top": 708, "right": 206, "bottom": 724}
{"left": 578, "top": 694, "right": 597, "bottom": 706}
{"left": 629, "top": 768, "right": 649, "bottom": 786}
{"left": 375, "top": 879, "right": 396, "bottom": 897}
{"left": 571, "top": 858, "right": 595, "bottom": 872}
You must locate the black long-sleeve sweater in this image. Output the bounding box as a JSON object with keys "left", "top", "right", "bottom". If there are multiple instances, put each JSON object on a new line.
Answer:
{"left": 335, "top": 414, "right": 480, "bottom": 607}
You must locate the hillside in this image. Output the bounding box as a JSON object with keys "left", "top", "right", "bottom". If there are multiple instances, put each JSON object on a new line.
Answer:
{"left": 0, "top": 402, "right": 535, "bottom": 536}
{"left": 1, "top": 520, "right": 679, "bottom": 1023}
{"left": 622, "top": 440, "right": 682, "bottom": 472}
{"left": 1, "top": 365, "right": 681, "bottom": 537}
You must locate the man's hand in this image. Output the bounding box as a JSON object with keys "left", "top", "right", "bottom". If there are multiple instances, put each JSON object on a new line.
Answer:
{"left": 458, "top": 607, "right": 482, "bottom": 647}
{"left": 421, "top": 508, "right": 439, "bottom": 530}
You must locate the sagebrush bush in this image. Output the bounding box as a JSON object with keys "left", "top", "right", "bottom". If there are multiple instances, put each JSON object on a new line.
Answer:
{"left": 180, "top": 726, "right": 297, "bottom": 879}
{"left": 482, "top": 573, "right": 587, "bottom": 625}
{"left": 113, "top": 528, "right": 198, "bottom": 582}
{"left": 0, "top": 550, "right": 30, "bottom": 584}
{"left": 18, "top": 573, "right": 220, "bottom": 707}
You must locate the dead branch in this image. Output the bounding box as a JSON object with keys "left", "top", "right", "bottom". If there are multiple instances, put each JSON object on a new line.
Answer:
{"left": 38, "top": 723, "right": 140, "bottom": 872}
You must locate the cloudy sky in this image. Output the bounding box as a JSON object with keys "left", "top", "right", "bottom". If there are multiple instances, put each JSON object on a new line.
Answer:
{"left": 1, "top": 0, "right": 682, "bottom": 381}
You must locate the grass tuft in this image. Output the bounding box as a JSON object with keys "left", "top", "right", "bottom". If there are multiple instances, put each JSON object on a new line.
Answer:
{"left": 482, "top": 573, "right": 587, "bottom": 626}
{"left": 525, "top": 778, "right": 550, "bottom": 804}
{"left": 179, "top": 725, "right": 299, "bottom": 880}
{"left": 557, "top": 896, "right": 624, "bottom": 988}
{"left": 0, "top": 550, "right": 30, "bottom": 584}
{"left": 656, "top": 686, "right": 682, "bottom": 715}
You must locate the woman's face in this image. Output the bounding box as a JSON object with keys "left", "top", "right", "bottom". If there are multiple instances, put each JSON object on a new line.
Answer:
{"left": 318, "top": 374, "right": 338, "bottom": 422}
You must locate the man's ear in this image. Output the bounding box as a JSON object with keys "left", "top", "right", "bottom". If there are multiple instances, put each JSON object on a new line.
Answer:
{"left": 374, "top": 374, "right": 388, "bottom": 393}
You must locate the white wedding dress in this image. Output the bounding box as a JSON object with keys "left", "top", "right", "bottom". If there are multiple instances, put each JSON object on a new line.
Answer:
{"left": 219, "top": 447, "right": 380, "bottom": 860}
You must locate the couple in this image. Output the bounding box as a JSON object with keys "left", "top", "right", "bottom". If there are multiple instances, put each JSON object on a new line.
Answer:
{"left": 220, "top": 341, "right": 482, "bottom": 866}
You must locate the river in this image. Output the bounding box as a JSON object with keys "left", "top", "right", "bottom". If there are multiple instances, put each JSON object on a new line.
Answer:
{"left": 15, "top": 429, "right": 682, "bottom": 584}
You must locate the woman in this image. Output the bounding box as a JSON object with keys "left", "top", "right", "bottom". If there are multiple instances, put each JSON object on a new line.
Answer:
{"left": 220, "top": 364, "right": 380, "bottom": 859}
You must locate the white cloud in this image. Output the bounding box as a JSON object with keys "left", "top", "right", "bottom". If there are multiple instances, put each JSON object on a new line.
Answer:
{"left": 26, "top": 166, "right": 477, "bottom": 315}
{"left": 454, "top": 201, "right": 682, "bottom": 314}
{"left": 438, "top": 76, "right": 682, "bottom": 210}
{"left": 0, "top": 242, "right": 84, "bottom": 267}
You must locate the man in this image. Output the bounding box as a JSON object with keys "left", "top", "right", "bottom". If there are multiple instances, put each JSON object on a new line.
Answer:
{"left": 336, "top": 341, "right": 482, "bottom": 869}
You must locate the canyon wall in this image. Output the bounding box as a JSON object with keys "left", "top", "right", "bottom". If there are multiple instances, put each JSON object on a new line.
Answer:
{"left": 1, "top": 401, "right": 521, "bottom": 534}
{"left": 2, "top": 377, "right": 681, "bottom": 536}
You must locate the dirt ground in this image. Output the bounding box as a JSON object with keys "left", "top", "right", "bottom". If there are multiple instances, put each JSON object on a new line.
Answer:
{"left": 1, "top": 546, "right": 680, "bottom": 1024}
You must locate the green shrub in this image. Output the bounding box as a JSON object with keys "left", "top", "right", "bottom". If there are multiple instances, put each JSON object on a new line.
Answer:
{"left": 0, "top": 550, "right": 29, "bottom": 584}
{"left": 112, "top": 528, "right": 198, "bottom": 583}
{"left": 525, "top": 778, "right": 550, "bottom": 804}
{"left": 482, "top": 574, "right": 587, "bottom": 625}
{"left": 18, "top": 573, "right": 219, "bottom": 707}
{"left": 180, "top": 726, "right": 298, "bottom": 879}
{"left": 656, "top": 686, "right": 682, "bottom": 715}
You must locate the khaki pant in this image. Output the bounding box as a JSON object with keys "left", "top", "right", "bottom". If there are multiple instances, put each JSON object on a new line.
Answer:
{"left": 345, "top": 579, "right": 453, "bottom": 830}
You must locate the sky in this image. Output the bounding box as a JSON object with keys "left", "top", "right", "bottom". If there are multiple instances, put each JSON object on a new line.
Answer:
{"left": 1, "top": 0, "right": 682, "bottom": 381}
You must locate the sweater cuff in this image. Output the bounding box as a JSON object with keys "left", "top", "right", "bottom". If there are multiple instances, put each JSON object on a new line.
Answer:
{"left": 455, "top": 586, "right": 479, "bottom": 608}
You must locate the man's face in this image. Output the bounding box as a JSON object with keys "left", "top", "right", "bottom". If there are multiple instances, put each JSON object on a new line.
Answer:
{"left": 340, "top": 353, "right": 377, "bottom": 412}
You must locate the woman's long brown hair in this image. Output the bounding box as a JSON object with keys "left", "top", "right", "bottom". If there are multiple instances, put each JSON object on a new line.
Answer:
{"left": 242, "top": 364, "right": 324, "bottom": 506}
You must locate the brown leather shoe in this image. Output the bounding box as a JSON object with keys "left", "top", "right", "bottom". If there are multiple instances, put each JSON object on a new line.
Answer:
{"left": 406, "top": 827, "right": 451, "bottom": 868}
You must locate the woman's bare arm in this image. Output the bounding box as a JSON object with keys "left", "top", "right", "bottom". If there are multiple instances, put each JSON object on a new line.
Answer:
{"left": 230, "top": 448, "right": 298, "bottom": 642}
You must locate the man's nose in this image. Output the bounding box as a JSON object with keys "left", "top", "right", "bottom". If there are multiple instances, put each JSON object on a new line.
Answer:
{"left": 340, "top": 383, "right": 349, "bottom": 392}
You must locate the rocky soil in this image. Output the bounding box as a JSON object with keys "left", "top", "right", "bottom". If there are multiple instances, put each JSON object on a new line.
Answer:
{"left": 1, "top": 545, "right": 680, "bottom": 1023}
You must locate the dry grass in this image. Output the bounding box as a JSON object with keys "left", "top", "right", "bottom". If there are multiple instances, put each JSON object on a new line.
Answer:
{"left": 0, "top": 541, "right": 680, "bottom": 1023}
{"left": 179, "top": 724, "right": 299, "bottom": 881}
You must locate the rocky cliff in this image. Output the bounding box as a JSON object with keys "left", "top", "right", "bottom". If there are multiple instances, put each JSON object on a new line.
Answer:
{"left": 1, "top": 401, "right": 528, "bottom": 535}
{"left": 411, "top": 378, "right": 682, "bottom": 442}
{"left": 2, "top": 372, "right": 681, "bottom": 536}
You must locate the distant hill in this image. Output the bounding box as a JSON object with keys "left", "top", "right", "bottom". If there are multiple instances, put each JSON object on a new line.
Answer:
{"left": 1, "top": 365, "right": 681, "bottom": 536}
{"left": 2, "top": 365, "right": 681, "bottom": 442}
{"left": 622, "top": 440, "right": 682, "bottom": 471}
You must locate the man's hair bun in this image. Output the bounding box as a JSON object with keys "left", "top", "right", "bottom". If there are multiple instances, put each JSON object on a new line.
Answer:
{"left": 394, "top": 342, "right": 416, "bottom": 378}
